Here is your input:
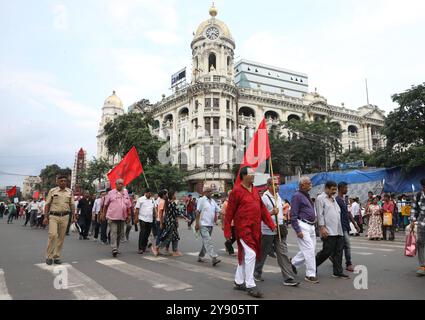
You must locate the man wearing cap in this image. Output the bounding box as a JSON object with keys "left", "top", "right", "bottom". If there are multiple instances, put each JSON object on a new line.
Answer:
{"left": 43, "top": 175, "right": 76, "bottom": 265}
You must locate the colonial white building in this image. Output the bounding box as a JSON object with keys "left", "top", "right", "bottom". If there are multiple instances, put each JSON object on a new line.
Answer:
{"left": 96, "top": 91, "right": 125, "bottom": 164}
{"left": 98, "top": 5, "right": 386, "bottom": 192}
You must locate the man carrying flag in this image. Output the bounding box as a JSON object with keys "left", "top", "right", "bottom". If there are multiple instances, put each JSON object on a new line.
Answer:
{"left": 224, "top": 118, "right": 276, "bottom": 298}
{"left": 101, "top": 147, "right": 143, "bottom": 257}
{"left": 225, "top": 166, "right": 276, "bottom": 298}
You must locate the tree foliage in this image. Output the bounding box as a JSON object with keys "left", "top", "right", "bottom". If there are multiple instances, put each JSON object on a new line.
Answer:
{"left": 368, "top": 83, "right": 425, "bottom": 171}
{"left": 103, "top": 112, "right": 187, "bottom": 194}
{"left": 39, "top": 164, "right": 72, "bottom": 193}
{"left": 270, "top": 119, "right": 344, "bottom": 175}
{"left": 104, "top": 113, "right": 162, "bottom": 166}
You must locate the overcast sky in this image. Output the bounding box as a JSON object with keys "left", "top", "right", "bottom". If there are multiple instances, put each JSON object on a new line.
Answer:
{"left": 1, "top": 0, "right": 424, "bottom": 188}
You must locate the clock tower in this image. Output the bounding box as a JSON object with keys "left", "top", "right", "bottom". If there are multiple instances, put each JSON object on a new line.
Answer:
{"left": 191, "top": 4, "right": 235, "bottom": 83}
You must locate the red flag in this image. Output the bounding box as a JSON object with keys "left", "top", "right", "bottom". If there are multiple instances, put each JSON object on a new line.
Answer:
{"left": 235, "top": 118, "right": 271, "bottom": 185}
{"left": 107, "top": 146, "right": 144, "bottom": 189}
{"left": 33, "top": 191, "right": 40, "bottom": 199}
{"left": 6, "top": 186, "right": 17, "bottom": 197}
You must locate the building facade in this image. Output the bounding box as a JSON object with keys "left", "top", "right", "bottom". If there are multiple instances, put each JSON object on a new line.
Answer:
{"left": 98, "top": 5, "right": 386, "bottom": 192}
{"left": 22, "top": 176, "right": 42, "bottom": 199}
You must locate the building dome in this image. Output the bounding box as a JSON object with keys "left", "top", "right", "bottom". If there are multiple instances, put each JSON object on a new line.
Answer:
{"left": 193, "top": 5, "right": 233, "bottom": 41}
{"left": 104, "top": 91, "right": 123, "bottom": 108}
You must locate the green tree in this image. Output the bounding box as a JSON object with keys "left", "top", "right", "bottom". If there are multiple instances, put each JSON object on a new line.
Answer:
{"left": 39, "top": 165, "right": 72, "bottom": 194}
{"left": 338, "top": 148, "right": 370, "bottom": 163}
{"left": 369, "top": 83, "right": 425, "bottom": 171}
{"left": 103, "top": 112, "right": 187, "bottom": 194}
{"left": 270, "top": 119, "right": 344, "bottom": 175}
{"left": 104, "top": 113, "right": 162, "bottom": 166}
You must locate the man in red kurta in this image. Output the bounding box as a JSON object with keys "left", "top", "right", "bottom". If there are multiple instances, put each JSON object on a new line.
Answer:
{"left": 225, "top": 166, "right": 276, "bottom": 298}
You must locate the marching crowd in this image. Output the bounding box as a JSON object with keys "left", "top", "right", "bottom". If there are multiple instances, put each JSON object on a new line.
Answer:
{"left": 1, "top": 172, "right": 424, "bottom": 298}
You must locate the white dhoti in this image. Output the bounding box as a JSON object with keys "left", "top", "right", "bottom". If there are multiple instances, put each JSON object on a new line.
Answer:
{"left": 235, "top": 239, "right": 257, "bottom": 289}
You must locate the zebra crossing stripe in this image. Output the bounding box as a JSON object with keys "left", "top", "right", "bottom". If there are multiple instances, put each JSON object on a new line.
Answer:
{"left": 142, "top": 256, "right": 235, "bottom": 282}
{"left": 185, "top": 252, "right": 281, "bottom": 273}
{"left": 96, "top": 259, "right": 192, "bottom": 292}
{"left": 0, "top": 269, "right": 12, "bottom": 300}
{"left": 35, "top": 263, "right": 117, "bottom": 300}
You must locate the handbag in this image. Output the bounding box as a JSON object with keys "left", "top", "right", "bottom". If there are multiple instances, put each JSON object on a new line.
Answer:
{"left": 404, "top": 229, "right": 417, "bottom": 257}
{"left": 383, "top": 211, "right": 393, "bottom": 226}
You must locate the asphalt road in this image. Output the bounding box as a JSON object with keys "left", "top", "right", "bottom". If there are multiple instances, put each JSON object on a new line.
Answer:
{"left": 0, "top": 215, "right": 423, "bottom": 300}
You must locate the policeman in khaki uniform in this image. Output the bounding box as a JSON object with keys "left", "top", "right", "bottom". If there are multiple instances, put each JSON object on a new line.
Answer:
{"left": 43, "top": 175, "right": 76, "bottom": 265}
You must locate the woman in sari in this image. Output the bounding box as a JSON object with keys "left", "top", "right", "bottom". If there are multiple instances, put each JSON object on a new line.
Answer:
{"left": 159, "top": 190, "right": 183, "bottom": 257}
{"left": 367, "top": 196, "right": 383, "bottom": 240}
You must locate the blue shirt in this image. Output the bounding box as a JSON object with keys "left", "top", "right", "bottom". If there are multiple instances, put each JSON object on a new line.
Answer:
{"left": 290, "top": 191, "right": 316, "bottom": 234}
{"left": 336, "top": 196, "right": 350, "bottom": 233}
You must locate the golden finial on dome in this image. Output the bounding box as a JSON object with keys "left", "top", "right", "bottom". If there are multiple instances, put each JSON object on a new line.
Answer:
{"left": 209, "top": 3, "right": 217, "bottom": 17}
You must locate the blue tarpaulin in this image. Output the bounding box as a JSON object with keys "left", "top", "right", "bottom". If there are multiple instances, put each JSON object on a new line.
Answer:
{"left": 279, "top": 167, "right": 425, "bottom": 202}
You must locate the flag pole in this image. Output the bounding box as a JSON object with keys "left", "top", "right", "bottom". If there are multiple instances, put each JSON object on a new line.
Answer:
{"left": 269, "top": 158, "right": 282, "bottom": 242}
{"left": 142, "top": 172, "right": 150, "bottom": 189}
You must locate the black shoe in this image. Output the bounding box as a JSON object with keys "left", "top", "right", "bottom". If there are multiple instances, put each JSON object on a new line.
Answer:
{"left": 283, "top": 279, "right": 300, "bottom": 287}
{"left": 45, "top": 259, "right": 53, "bottom": 265}
{"left": 66, "top": 233, "right": 70, "bottom": 236}
{"left": 254, "top": 274, "right": 264, "bottom": 282}
{"left": 112, "top": 250, "right": 118, "bottom": 257}
{"left": 233, "top": 282, "right": 246, "bottom": 291}
{"left": 332, "top": 273, "right": 350, "bottom": 279}
{"left": 83, "top": 237, "right": 90, "bottom": 240}
{"left": 246, "top": 286, "right": 263, "bottom": 298}
{"left": 304, "top": 276, "right": 319, "bottom": 284}
{"left": 79, "top": 236, "right": 83, "bottom": 240}
{"left": 197, "top": 257, "right": 206, "bottom": 263}
{"left": 53, "top": 259, "right": 62, "bottom": 265}
{"left": 212, "top": 257, "right": 221, "bottom": 267}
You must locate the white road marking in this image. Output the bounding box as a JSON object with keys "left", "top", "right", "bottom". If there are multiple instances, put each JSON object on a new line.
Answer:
{"left": 286, "top": 243, "right": 394, "bottom": 252}
{"left": 96, "top": 259, "right": 192, "bottom": 292}
{"left": 0, "top": 269, "right": 12, "bottom": 300}
{"left": 142, "top": 256, "right": 234, "bottom": 282}
{"left": 35, "top": 263, "right": 117, "bottom": 300}
{"left": 186, "top": 252, "right": 281, "bottom": 273}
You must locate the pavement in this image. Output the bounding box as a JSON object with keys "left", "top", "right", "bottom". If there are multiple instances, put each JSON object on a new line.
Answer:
{"left": 0, "top": 215, "right": 424, "bottom": 300}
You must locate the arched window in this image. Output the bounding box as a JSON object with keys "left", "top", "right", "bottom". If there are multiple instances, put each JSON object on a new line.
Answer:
{"left": 239, "top": 107, "right": 256, "bottom": 118}
{"left": 265, "top": 110, "right": 279, "bottom": 121}
{"left": 288, "top": 114, "right": 301, "bottom": 122}
{"left": 208, "top": 53, "right": 217, "bottom": 72}
{"left": 348, "top": 125, "right": 358, "bottom": 134}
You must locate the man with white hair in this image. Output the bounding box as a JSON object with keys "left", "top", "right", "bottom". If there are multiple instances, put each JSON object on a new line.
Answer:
{"left": 100, "top": 179, "right": 131, "bottom": 257}
{"left": 290, "top": 177, "right": 319, "bottom": 284}
{"left": 195, "top": 186, "right": 221, "bottom": 267}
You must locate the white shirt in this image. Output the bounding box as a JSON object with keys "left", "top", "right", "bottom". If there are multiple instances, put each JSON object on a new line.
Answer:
{"left": 135, "top": 196, "right": 155, "bottom": 223}
{"left": 197, "top": 196, "right": 219, "bottom": 227}
{"left": 351, "top": 202, "right": 360, "bottom": 217}
{"left": 29, "top": 202, "right": 39, "bottom": 211}
{"left": 92, "top": 198, "right": 102, "bottom": 214}
{"left": 261, "top": 190, "right": 284, "bottom": 235}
